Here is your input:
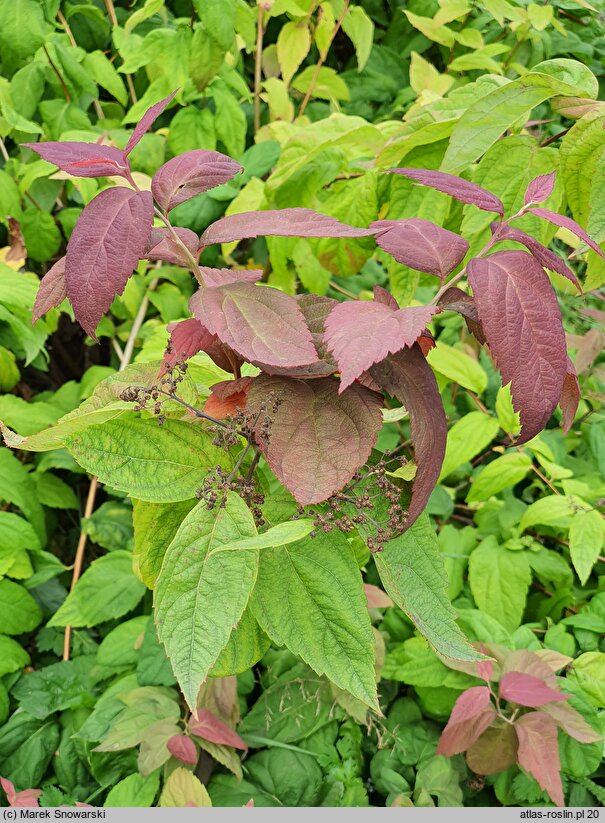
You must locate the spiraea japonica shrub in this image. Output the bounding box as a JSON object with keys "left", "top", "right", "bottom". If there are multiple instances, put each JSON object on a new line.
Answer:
{"left": 4, "top": 90, "right": 600, "bottom": 716}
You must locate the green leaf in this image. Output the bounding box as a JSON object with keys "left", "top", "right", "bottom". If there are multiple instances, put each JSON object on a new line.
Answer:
{"left": 0, "top": 0, "right": 51, "bottom": 64}
{"left": 428, "top": 343, "right": 487, "bottom": 395}
{"left": 104, "top": 772, "right": 160, "bottom": 807}
{"left": 277, "top": 20, "right": 311, "bottom": 86}
{"left": 0, "top": 579, "right": 42, "bottom": 635}
{"left": 83, "top": 51, "right": 128, "bottom": 105}
{"left": 211, "top": 81, "right": 246, "bottom": 158}
{"left": 569, "top": 510, "right": 605, "bottom": 585}
{"left": 560, "top": 110, "right": 605, "bottom": 244}
{"left": 291, "top": 66, "right": 349, "bottom": 102}
{"left": 467, "top": 452, "right": 533, "bottom": 503}
{"left": 154, "top": 492, "right": 259, "bottom": 710}
{"left": 32, "top": 472, "right": 79, "bottom": 510}
{"left": 440, "top": 412, "right": 500, "bottom": 480}
{"left": 342, "top": 6, "right": 374, "bottom": 71}
{"left": 519, "top": 495, "right": 580, "bottom": 532}
{"left": 569, "top": 653, "right": 605, "bottom": 707}
{"left": 468, "top": 536, "right": 532, "bottom": 632}
{"left": 97, "top": 616, "right": 149, "bottom": 668}
{"left": 168, "top": 107, "right": 216, "bottom": 155}
{"left": 20, "top": 210, "right": 61, "bottom": 263}
{"left": 0, "top": 449, "right": 45, "bottom": 541}
{"left": 160, "top": 768, "right": 212, "bottom": 807}
{"left": 442, "top": 69, "right": 597, "bottom": 174}
{"left": 374, "top": 515, "right": 483, "bottom": 663}
{"left": 65, "top": 417, "right": 232, "bottom": 502}
{"left": 0, "top": 635, "right": 30, "bottom": 676}
{"left": 209, "top": 606, "right": 270, "bottom": 677}
{"left": 82, "top": 501, "right": 134, "bottom": 552}
{"left": 132, "top": 499, "right": 196, "bottom": 589}
{"left": 49, "top": 551, "right": 146, "bottom": 628}
{"left": 496, "top": 384, "right": 521, "bottom": 435}
{"left": 194, "top": 0, "right": 235, "bottom": 51}
{"left": 217, "top": 518, "right": 314, "bottom": 552}
{"left": 250, "top": 530, "right": 378, "bottom": 710}
{"left": 11, "top": 657, "right": 94, "bottom": 719}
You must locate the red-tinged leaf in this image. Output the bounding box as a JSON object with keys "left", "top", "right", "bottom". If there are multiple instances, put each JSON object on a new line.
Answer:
{"left": 200, "top": 208, "right": 376, "bottom": 246}
{"left": 437, "top": 686, "right": 496, "bottom": 756}
{"left": 501, "top": 649, "right": 558, "bottom": 689}
{"left": 124, "top": 89, "right": 178, "bottom": 156}
{"left": 199, "top": 267, "right": 262, "bottom": 287}
{"left": 243, "top": 799, "right": 254, "bottom": 807}
{"left": 467, "top": 251, "right": 567, "bottom": 444}
{"left": 527, "top": 207, "right": 605, "bottom": 259}
{"left": 372, "top": 218, "right": 469, "bottom": 281}
{"left": 438, "top": 287, "right": 486, "bottom": 344}
{"left": 32, "top": 256, "right": 66, "bottom": 323}
{"left": 560, "top": 357, "right": 580, "bottom": 433}
{"left": 189, "top": 709, "right": 247, "bottom": 751}
{"left": 515, "top": 712, "right": 564, "bottom": 807}
{"left": 369, "top": 346, "right": 447, "bottom": 529}
{"left": 364, "top": 583, "right": 394, "bottom": 609}
{"left": 190, "top": 282, "right": 318, "bottom": 369}
{"left": 387, "top": 168, "right": 504, "bottom": 215}
{"left": 417, "top": 330, "right": 435, "bottom": 356}
{"left": 491, "top": 223, "right": 581, "bottom": 292}
{"left": 203, "top": 377, "right": 252, "bottom": 419}
{"left": 324, "top": 300, "right": 438, "bottom": 393}
{"left": 167, "top": 735, "right": 198, "bottom": 765}
{"left": 160, "top": 318, "right": 239, "bottom": 376}
{"left": 499, "top": 672, "right": 569, "bottom": 707}
{"left": 145, "top": 227, "right": 200, "bottom": 267}
{"left": 466, "top": 723, "right": 518, "bottom": 775}
{"left": 477, "top": 659, "right": 494, "bottom": 682}
{"left": 373, "top": 285, "right": 399, "bottom": 310}
{"left": 65, "top": 187, "right": 153, "bottom": 338}
{"left": 0, "top": 777, "right": 41, "bottom": 808}
{"left": 247, "top": 375, "right": 383, "bottom": 506}
{"left": 23, "top": 141, "right": 129, "bottom": 178}
{"left": 524, "top": 171, "right": 556, "bottom": 206}
{"left": 540, "top": 701, "right": 602, "bottom": 744}
{"left": 152, "top": 150, "right": 241, "bottom": 212}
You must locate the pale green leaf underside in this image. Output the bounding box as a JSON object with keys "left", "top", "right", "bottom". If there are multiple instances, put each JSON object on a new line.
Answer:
{"left": 374, "top": 514, "right": 484, "bottom": 663}
{"left": 250, "top": 530, "right": 379, "bottom": 710}
{"left": 214, "top": 518, "right": 314, "bottom": 554}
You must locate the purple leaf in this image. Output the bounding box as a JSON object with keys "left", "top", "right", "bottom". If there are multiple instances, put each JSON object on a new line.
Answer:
{"left": 160, "top": 318, "right": 239, "bottom": 376}
{"left": 23, "top": 141, "right": 129, "bottom": 179}
{"left": 373, "top": 285, "right": 399, "bottom": 310}
{"left": 372, "top": 218, "right": 469, "bottom": 282}
{"left": 190, "top": 282, "right": 318, "bottom": 369}
{"left": 200, "top": 208, "right": 376, "bottom": 246}
{"left": 437, "top": 287, "right": 485, "bottom": 344}
{"left": 65, "top": 187, "right": 154, "bottom": 338}
{"left": 145, "top": 227, "right": 200, "bottom": 267}
{"left": 500, "top": 672, "right": 570, "bottom": 707}
{"left": 491, "top": 222, "right": 581, "bottom": 292}
{"left": 32, "top": 257, "right": 66, "bottom": 324}
{"left": 437, "top": 686, "right": 496, "bottom": 756}
{"left": 199, "top": 267, "right": 262, "bottom": 287}
{"left": 515, "top": 713, "right": 564, "bottom": 807}
{"left": 152, "top": 150, "right": 241, "bottom": 213}
{"left": 247, "top": 375, "right": 383, "bottom": 506}
{"left": 387, "top": 168, "right": 504, "bottom": 215}
{"left": 560, "top": 357, "right": 580, "bottom": 433}
{"left": 526, "top": 207, "right": 605, "bottom": 259}
{"left": 524, "top": 171, "right": 556, "bottom": 205}
{"left": 324, "top": 299, "right": 438, "bottom": 393}
{"left": 369, "top": 345, "right": 447, "bottom": 529}
{"left": 123, "top": 89, "right": 178, "bottom": 156}
{"left": 468, "top": 251, "right": 567, "bottom": 444}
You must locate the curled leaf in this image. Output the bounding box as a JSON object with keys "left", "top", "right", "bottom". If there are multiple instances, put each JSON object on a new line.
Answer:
{"left": 560, "top": 357, "right": 580, "bottom": 432}
{"left": 167, "top": 735, "right": 198, "bottom": 765}
{"left": 386, "top": 168, "right": 504, "bottom": 215}
{"left": 491, "top": 222, "right": 581, "bottom": 291}
{"left": 161, "top": 318, "right": 239, "bottom": 376}
{"left": 199, "top": 267, "right": 262, "bottom": 287}
{"left": 32, "top": 256, "right": 67, "bottom": 323}
{"left": 527, "top": 207, "right": 605, "bottom": 258}
{"left": 145, "top": 227, "right": 200, "bottom": 267}
{"left": 23, "top": 141, "right": 129, "bottom": 178}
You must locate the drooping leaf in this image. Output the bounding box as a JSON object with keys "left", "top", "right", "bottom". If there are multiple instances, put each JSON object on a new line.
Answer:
{"left": 31, "top": 257, "right": 66, "bottom": 323}
{"left": 524, "top": 171, "right": 556, "bottom": 205}
{"left": 145, "top": 227, "right": 200, "bottom": 267}
{"left": 189, "top": 710, "right": 247, "bottom": 750}
{"left": 437, "top": 287, "right": 485, "bottom": 343}
{"left": 250, "top": 530, "right": 378, "bottom": 710}
{"left": 167, "top": 735, "right": 198, "bottom": 765}
{"left": 154, "top": 493, "right": 259, "bottom": 710}
{"left": 560, "top": 357, "right": 580, "bottom": 433}
{"left": 499, "top": 672, "right": 569, "bottom": 707}
{"left": 386, "top": 168, "right": 504, "bottom": 215}
{"left": 324, "top": 300, "right": 438, "bottom": 393}
{"left": 374, "top": 514, "right": 483, "bottom": 663}
{"left": 490, "top": 223, "right": 581, "bottom": 291}
{"left": 23, "top": 141, "right": 129, "bottom": 178}
{"left": 246, "top": 375, "right": 383, "bottom": 506}
{"left": 437, "top": 687, "right": 496, "bottom": 756}
{"left": 370, "top": 346, "right": 447, "bottom": 527}
{"left": 64, "top": 187, "right": 154, "bottom": 337}
{"left": 161, "top": 318, "right": 237, "bottom": 375}
{"left": 64, "top": 418, "right": 233, "bottom": 502}
{"left": 199, "top": 268, "right": 262, "bottom": 287}
{"left": 152, "top": 150, "right": 241, "bottom": 212}
{"left": 191, "top": 283, "right": 318, "bottom": 369}
{"left": 200, "top": 208, "right": 375, "bottom": 246}
{"left": 204, "top": 378, "right": 251, "bottom": 419}
{"left": 372, "top": 219, "right": 469, "bottom": 280}
{"left": 526, "top": 207, "right": 605, "bottom": 258}
{"left": 515, "top": 712, "right": 564, "bottom": 807}
{"left": 124, "top": 90, "right": 178, "bottom": 156}
{"left": 467, "top": 250, "right": 567, "bottom": 444}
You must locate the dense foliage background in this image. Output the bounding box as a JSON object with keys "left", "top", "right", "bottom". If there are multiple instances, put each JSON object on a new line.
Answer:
{"left": 0, "top": 0, "right": 603, "bottom": 808}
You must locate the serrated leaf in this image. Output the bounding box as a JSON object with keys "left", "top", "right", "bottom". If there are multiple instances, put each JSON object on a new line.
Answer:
{"left": 23, "top": 141, "right": 129, "bottom": 179}
{"left": 466, "top": 722, "right": 518, "bottom": 775}
{"left": 159, "top": 768, "right": 211, "bottom": 807}
{"left": 152, "top": 150, "right": 241, "bottom": 212}
{"left": 277, "top": 20, "right": 311, "bottom": 86}
{"left": 373, "top": 219, "right": 469, "bottom": 281}
{"left": 65, "top": 187, "right": 154, "bottom": 338}
{"left": 491, "top": 223, "right": 581, "bottom": 291}
{"left": 428, "top": 342, "right": 488, "bottom": 395}
{"left": 437, "top": 686, "right": 496, "bottom": 755}
{"left": 527, "top": 207, "right": 605, "bottom": 258}
{"left": 247, "top": 375, "right": 382, "bottom": 506}
{"left": 468, "top": 250, "right": 567, "bottom": 444}
{"left": 145, "top": 227, "right": 200, "bottom": 267}
{"left": 124, "top": 90, "right": 177, "bottom": 156}
{"left": 386, "top": 169, "right": 504, "bottom": 214}
{"left": 132, "top": 499, "right": 196, "bottom": 589}
{"left": 250, "top": 530, "right": 378, "bottom": 710}
{"left": 500, "top": 672, "right": 569, "bottom": 707}
{"left": 32, "top": 257, "right": 66, "bottom": 323}
{"left": 540, "top": 701, "right": 602, "bottom": 743}
{"left": 189, "top": 709, "right": 246, "bottom": 750}
{"left": 467, "top": 452, "right": 532, "bottom": 502}
{"left": 0, "top": 579, "right": 42, "bottom": 635}
{"left": 569, "top": 509, "right": 604, "bottom": 585}
{"left": 525, "top": 171, "right": 556, "bottom": 205}
{"left": 468, "top": 537, "right": 531, "bottom": 632}
{"left": 154, "top": 493, "right": 259, "bottom": 710}
{"left": 167, "top": 735, "right": 197, "bottom": 765}
{"left": 515, "top": 712, "right": 564, "bottom": 806}
{"left": 374, "top": 514, "right": 483, "bottom": 663}
{"left": 440, "top": 412, "right": 500, "bottom": 480}
{"left": 65, "top": 418, "right": 232, "bottom": 503}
